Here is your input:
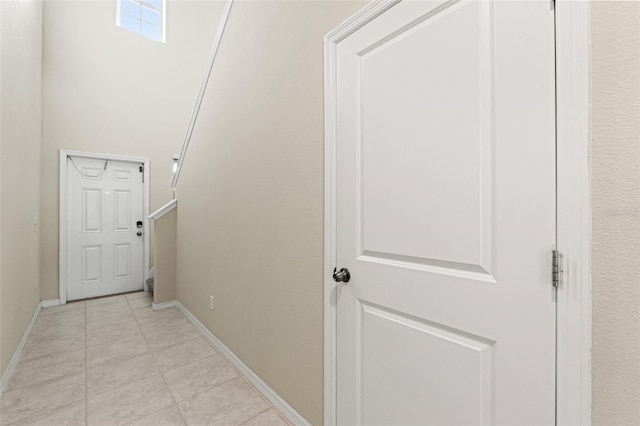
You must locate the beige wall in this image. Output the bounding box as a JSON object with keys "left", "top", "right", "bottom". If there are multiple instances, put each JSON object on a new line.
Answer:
{"left": 175, "top": 2, "right": 364, "bottom": 424}
{"left": 40, "top": 0, "right": 223, "bottom": 300}
{"left": 153, "top": 208, "right": 177, "bottom": 304}
{"left": 591, "top": 2, "right": 640, "bottom": 425}
{"left": 1, "top": 0, "right": 637, "bottom": 421}
{"left": 0, "top": 0, "right": 43, "bottom": 377}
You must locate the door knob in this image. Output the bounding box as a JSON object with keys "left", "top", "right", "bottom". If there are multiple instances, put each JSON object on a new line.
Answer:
{"left": 137, "top": 231, "right": 143, "bottom": 236}
{"left": 333, "top": 267, "right": 350, "bottom": 283}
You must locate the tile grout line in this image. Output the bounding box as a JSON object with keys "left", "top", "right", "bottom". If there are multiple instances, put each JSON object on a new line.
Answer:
{"left": 136, "top": 303, "right": 260, "bottom": 423}
{"left": 119, "top": 402, "right": 174, "bottom": 426}
{"left": 87, "top": 301, "right": 165, "bottom": 399}
{"left": 172, "top": 307, "right": 288, "bottom": 424}
{"left": 87, "top": 373, "right": 164, "bottom": 401}
{"left": 171, "top": 375, "right": 240, "bottom": 405}
{"left": 158, "top": 350, "right": 223, "bottom": 375}
{"left": 5, "top": 297, "right": 152, "bottom": 426}
{"left": 4, "top": 400, "right": 84, "bottom": 426}
{"left": 128, "top": 295, "right": 187, "bottom": 424}
{"left": 173, "top": 304, "right": 301, "bottom": 423}
{"left": 85, "top": 297, "right": 277, "bottom": 425}
{"left": 238, "top": 406, "right": 272, "bottom": 426}
{"left": 5, "top": 298, "right": 284, "bottom": 426}
{"left": 238, "top": 375, "right": 292, "bottom": 425}
{"left": 0, "top": 305, "right": 87, "bottom": 425}
{"left": 85, "top": 297, "right": 162, "bottom": 408}
{"left": 1, "top": 349, "right": 86, "bottom": 393}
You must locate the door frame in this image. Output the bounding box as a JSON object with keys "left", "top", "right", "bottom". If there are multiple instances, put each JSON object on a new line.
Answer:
{"left": 59, "top": 149, "right": 150, "bottom": 305}
{"left": 322, "top": 1, "right": 592, "bottom": 424}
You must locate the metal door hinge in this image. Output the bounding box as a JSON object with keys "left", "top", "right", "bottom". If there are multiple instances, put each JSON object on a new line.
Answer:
{"left": 552, "top": 249, "right": 563, "bottom": 288}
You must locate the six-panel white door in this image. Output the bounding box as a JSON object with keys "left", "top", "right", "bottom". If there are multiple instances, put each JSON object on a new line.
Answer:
{"left": 66, "top": 157, "right": 145, "bottom": 301}
{"left": 335, "top": 0, "right": 557, "bottom": 424}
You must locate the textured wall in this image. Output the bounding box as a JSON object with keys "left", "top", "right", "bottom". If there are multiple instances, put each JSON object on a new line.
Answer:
{"left": 174, "top": 2, "right": 365, "bottom": 424}
{"left": 591, "top": 2, "right": 640, "bottom": 424}
{"left": 0, "top": 0, "right": 43, "bottom": 378}
{"left": 40, "top": 0, "right": 222, "bottom": 300}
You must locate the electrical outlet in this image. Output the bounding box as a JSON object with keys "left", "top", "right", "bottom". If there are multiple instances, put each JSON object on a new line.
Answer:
{"left": 209, "top": 295, "right": 214, "bottom": 311}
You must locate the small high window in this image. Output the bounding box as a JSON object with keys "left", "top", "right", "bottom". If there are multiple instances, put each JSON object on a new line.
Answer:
{"left": 116, "top": 0, "right": 164, "bottom": 42}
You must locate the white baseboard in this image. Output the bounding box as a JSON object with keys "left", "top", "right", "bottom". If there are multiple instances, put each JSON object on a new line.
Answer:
{"left": 152, "top": 300, "right": 176, "bottom": 311}
{"left": 0, "top": 302, "right": 42, "bottom": 397}
{"left": 175, "top": 301, "right": 310, "bottom": 426}
{"left": 41, "top": 299, "right": 61, "bottom": 308}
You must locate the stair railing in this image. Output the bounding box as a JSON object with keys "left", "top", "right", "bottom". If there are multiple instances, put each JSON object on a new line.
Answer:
{"left": 171, "top": 0, "right": 235, "bottom": 189}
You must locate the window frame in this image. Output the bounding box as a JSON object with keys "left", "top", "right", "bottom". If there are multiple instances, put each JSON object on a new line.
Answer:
{"left": 116, "top": 0, "right": 166, "bottom": 43}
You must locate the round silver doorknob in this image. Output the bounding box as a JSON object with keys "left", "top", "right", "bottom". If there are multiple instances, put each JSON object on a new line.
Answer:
{"left": 333, "top": 267, "right": 350, "bottom": 283}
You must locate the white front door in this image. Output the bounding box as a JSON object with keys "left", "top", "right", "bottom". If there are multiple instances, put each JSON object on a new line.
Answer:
{"left": 334, "top": 1, "right": 556, "bottom": 424}
{"left": 66, "top": 156, "right": 145, "bottom": 301}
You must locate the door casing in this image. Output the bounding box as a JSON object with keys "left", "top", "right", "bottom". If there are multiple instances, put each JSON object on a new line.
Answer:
{"left": 59, "top": 150, "right": 150, "bottom": 305}
{"left": 323, "top": 0, "right": 592, "bottom": 424}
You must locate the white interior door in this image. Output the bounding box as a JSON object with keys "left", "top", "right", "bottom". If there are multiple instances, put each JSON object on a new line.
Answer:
{"left": 334, "top": 1, "right": 556, "bottom": 424}
{"left": 66, "top": 156, "right": 145, "bottom": 301}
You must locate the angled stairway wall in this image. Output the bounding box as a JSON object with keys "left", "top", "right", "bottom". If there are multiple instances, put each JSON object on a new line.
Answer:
{"left": 173, "top": 2, "right": 366, "bottom": 424}
{"left": 150, "top": 200, "right": 177, "bottom": 305}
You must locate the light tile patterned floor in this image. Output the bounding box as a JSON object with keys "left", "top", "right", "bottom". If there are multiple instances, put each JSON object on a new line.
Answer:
{"left": 0, "top": 292, "right": 290, "bottom": 426}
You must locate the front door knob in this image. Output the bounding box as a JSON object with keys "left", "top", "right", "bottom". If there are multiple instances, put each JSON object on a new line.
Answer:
{"left": 333, "top": 267, "right": 350, "bottom": 283}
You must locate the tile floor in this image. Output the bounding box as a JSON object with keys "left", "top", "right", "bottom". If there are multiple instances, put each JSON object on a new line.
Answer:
{"left": 0, "top": 292, "right": 290, "bottom": 426}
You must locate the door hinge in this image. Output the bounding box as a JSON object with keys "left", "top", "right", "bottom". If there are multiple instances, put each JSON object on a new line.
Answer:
{"left": 552, "top": 249, "right": 563, "bottom": 288}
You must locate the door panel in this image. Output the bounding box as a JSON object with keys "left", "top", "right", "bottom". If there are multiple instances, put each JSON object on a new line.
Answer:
{"left": 335, "top": 1, "right": 556, "bottom": 424}
{"left": 67, "top": 157, "right": 144, "bottom": 300}
{"left": 359, "top": 302, "right": 493, "bottom": 426}
{"left": 114, "top": 244, "right": 131, "bottom": 279}
{"left": 82, "top": 245, "right": 102, "bottom": 283}
{"left": 114, "top": 190, "right": 132, "bottom": 231}
{"left": 359, "top": 0, "right": 492, "bottom": 272}
{"left": 82, "top": 189, "right": 102, "bottom": 232}
{"left": 114, "top": 169, "right": 132, "bottom": 182}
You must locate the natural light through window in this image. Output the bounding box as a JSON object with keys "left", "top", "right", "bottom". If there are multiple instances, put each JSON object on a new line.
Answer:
{"left": 116, "top": 0, "right": 165, "bottom": 42}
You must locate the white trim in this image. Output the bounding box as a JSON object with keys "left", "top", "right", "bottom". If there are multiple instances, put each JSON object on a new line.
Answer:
{"left": 175, "top": 302, "right": 310, "bottom": 426}
{"left": 115, "top": 0, "right": 121, "bottom": 27}
{"left": 161, "top": 0, "right": 167, "bottom": 43}
{"left": 151, "top": 300, "right": 176, "bottom": 311}
{"left": 322, "top": 1, "right": 592, "bottom": 424}
{"left": 555, "top": 1, "right": 592, "bottom": 424}
{"left": 0, "top": 302, "right": 41, "bottom": 398}
{"left": 149, "top": 199, "right": 177, "bottom": 221}
{"left": 172, "top": 0, "right": 234, "bottom": 188}
{"left": 41, "top": 299, "right": 61, "bottom": 308}
{"left": 59, "top": 150, "right": 150, "bottom": 304}
{"left": 323, "top": 3, "right": 400, "bottom": 423}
